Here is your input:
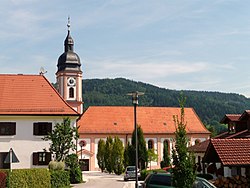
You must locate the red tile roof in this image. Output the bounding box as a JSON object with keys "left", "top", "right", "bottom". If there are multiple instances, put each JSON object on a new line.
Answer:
{"left": 0, "top": 74, "right": 79, "bottom": 116}
{"left": 209, "top": 139, "right": 250, "bottom": 165}
{"left": 78, "top": 106, "right": 210, "bottom": 135}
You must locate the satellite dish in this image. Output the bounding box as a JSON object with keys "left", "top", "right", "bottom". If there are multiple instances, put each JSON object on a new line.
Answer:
{"left": 39, "top": 67, "right": 47, "bottom": 75}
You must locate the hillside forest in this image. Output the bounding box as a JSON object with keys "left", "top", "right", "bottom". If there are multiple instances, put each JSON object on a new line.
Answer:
{"left": 81, "top": 78, "right": 250, "bottom": 135}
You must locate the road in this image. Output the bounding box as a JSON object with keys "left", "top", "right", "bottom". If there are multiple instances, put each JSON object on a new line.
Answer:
{"left": 72, "top": 171, "right": 142, "bottom": 188}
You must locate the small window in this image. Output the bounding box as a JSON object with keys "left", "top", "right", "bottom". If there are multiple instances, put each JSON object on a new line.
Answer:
{"left": 33, "top": 152, "right": 51, "bottom": 165}
{"left": 195, "top": 139, "right": 201, "bottom": 145}
{"left": 69, "top": 87, "right": 74, "bottom": 98}
{"left": 0, "top": 122, "right": 16, "bottom": 135}
{"left": 148, "top": 139, "right": 154, "bottom": 149}
{"left": 33, "top": 122, "right": 52, "bottom": 136}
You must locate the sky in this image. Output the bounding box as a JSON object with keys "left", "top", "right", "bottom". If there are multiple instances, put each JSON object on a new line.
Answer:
{"left": 1, "top": 0, "right": 250, "bottom": 97}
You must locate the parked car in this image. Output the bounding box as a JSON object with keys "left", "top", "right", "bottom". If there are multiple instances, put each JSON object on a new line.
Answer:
{"left": 124, "top": 166, "right": 141, "bottom": 181}
{"left": 141, "top": 173, "right": 216, "bottom": 188}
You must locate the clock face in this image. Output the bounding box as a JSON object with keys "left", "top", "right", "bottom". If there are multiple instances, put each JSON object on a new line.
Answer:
{"left": 67, "top": 77, "right": 76, "bottom": 86}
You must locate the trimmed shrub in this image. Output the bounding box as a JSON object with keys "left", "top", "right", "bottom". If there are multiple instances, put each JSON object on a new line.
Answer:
{"left": 0, "top": 171, "right": 7, "bottom": 188}
{"left": 48, "top": 161, "right": 65, "bottom": 171}
{"left": 9, "top": 168, "right": 51, "bottom": 188}
{"left": 49, "top": 161, "right": 57, "bottom": 170}
{"left": 50, "top": 170, "right": 70, "bottom": 188}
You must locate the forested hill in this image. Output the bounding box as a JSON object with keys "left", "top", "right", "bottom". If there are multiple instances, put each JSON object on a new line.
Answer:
{"left": 82, "top": 78, "right": 250, "bottom": 133}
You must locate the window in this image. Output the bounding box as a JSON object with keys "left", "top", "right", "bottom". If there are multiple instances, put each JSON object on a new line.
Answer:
{"left": 163, "top": 139, "right": 170, "bottom": 155}
{"left": 0, "top": 122, "right": 16, "bottom": 135}
{"left": 33, "top": 122, "right": 52, "bottom": 136}
{"left": 195, "top": 139, "right": 201, "bottom": 145}
{"left": 33, "top": 152, "right": 51, "bottom": 165}
{"left": 69, "top": 87, "right": 74, "bottom": 98}
{"left": 148, "top": 139, "right": 154, "bottom": 149}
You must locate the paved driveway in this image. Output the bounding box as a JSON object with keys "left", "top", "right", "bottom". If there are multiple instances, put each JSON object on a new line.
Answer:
{"left": 72, "top": 171, "right": 142, "bottom": 188}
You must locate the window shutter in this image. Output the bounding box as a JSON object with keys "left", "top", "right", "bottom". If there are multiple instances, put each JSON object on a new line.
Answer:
{"left": 33, "top": 123, "right": 39, "bottom": 135}
{"left": 48, "top": 123, "right": 52, "bottom": 134}
{"left": 33, "top": 152, "right": 39, "bottom": 165}
{"left": 45, "top": 152, "right": 51, "bottom": 165}
{"left": 11, "top": 123, "right": 16, "bottom": 135}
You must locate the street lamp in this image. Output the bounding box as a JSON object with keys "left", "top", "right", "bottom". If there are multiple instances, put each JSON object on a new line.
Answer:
{"left": 127, "top": 91, "right": 144, "bottom": 188}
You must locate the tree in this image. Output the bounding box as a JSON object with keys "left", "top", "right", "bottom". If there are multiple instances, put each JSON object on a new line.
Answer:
{"left": 132, "top": 125, "right": 148, "bottom": 170}
{"left": 123, "top": 142, "right": 134, "bottom": 167}
{"left": 112, "top": 136, "right": 124, "bottom": 175}
{"left": 97, "top": 139, "right": 106, "bottom": 172}
{"left": 160, "top": 140, "right": 171, "bottom": 168}
{"left": 104, "top": 136, "right": 113, "bottom": 173}
{"left": 43, "top": 117, "right": 78, "bottom": 161}
{"left": 65, "top": 154, "right": 82, "bottom": 184}
{"left": 147, "top": 149, "right": 158, "bottom": 170}
{"left": 172, "top": 95, "right": 196, "bottom": 188}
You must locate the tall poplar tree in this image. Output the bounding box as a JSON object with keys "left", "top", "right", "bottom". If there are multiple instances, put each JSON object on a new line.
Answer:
{"left": 161, "top": 141, "right": 171, "bottom": 168}
{"left": 97, "top": 139, "right": 106, "bottom": 172}
{"left": 172, "top": 95, "right": 196, "bottom": 188}
{"left": 112, "top": 136, "right": 124, "bottom": 175}
{"left": 105, "top": 136, "right": 114, "bottom": 173}
{"left": 132, "top": 125, "right": 148, "bottom": 170}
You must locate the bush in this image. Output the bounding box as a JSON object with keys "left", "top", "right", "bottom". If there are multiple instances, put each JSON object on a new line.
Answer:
{"left": 9, "top": 168, "right": 51, "bottom": 188}
{"left": 50, "top": 170, "right": 70, "bottom": 188}
{"left": 0, "top": 171, "right": 7, "bottom": 188}
{"left": 65, "top": 154, "right": 82, "bottom": 184}
{"left": 48, "top": 161, "right": 65, "bottom": 171}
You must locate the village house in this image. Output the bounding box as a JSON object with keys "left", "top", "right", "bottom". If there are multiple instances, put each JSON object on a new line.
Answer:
{"left": 0, "top": 74, "right": 79, "bottom": 169}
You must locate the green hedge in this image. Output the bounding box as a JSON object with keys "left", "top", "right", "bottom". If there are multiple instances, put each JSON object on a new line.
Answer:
{"left": 50, "top": 170, "right": 70, "bottom": 188}
{"left": 9, "top": 168, "right": 51, "bottom": 188}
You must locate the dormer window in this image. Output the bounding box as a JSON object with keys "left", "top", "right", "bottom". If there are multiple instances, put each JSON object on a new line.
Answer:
{"left": 229, "top": 122, "right": 236, "bottom": 134}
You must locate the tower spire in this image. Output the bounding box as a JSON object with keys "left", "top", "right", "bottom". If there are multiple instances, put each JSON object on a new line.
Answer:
{"left": 64, "top": 16, "right": 74, "bottom": 52}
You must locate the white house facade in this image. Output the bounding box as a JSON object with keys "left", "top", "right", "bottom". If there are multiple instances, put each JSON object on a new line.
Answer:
{"left": 0, "top": 74, "right": 79, "bottom": 169}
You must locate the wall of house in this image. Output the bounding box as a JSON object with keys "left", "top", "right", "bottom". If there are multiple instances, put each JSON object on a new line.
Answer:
{"left": 78, "top": 133, "right": 209, "bottom": 171}
{"left": 0, "top": 115, "right": 77, "bottom": 169}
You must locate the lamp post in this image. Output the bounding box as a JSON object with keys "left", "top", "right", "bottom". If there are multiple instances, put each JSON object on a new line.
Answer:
{"left": 127, "top": 91, "right": 144, "bottom": 188}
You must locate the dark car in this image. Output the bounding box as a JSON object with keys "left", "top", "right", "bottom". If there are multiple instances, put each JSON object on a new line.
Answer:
{"left": 141, "top": 173, "right": 216, "bottom": 188}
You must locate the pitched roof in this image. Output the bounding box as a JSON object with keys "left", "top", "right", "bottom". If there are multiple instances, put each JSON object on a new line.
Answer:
{"left": 204, "top": 139, "right": 250, "bottom": 166}
{"left": 188, "top": 139, "right": 210, "bottom": 153}
{"left": 220, "top": 114, "right": 241, "bottom": 124}
{"left": 0, "top": 74, "right": 79, "bottom": 116}
{"left": 78, "top": 106, "right": 210, "bottom": 135}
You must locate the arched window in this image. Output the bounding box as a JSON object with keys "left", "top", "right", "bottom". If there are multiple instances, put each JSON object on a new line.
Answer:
{"left": 69, "top": 87, "right": 74, "bottom": 98}
{"left": 148, "top": 139, "right": 154, "bottom": 149}
{"left": 163, "top": 139, "right": 170, "bottom": 155}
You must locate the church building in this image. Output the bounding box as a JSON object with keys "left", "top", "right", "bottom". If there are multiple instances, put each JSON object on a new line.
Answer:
{"left": 55, "top": 21, "right": 211, "bottom": 171}
{"left": 0, "top": 19, "right": 211, "bottom": 171}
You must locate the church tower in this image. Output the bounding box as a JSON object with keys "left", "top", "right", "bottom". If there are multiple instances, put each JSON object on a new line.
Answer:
{"left": 56, "top": 18, "right": 83, "bottom": 114}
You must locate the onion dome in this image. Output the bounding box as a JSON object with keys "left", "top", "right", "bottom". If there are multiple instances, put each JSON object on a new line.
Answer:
{"left": 57, "top": 17, "right": 81, "bottom": 73}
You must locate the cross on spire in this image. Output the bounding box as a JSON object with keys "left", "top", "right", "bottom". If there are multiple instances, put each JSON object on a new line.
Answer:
{"left": 67, "top": 16, "right": 70, "bottom": 32}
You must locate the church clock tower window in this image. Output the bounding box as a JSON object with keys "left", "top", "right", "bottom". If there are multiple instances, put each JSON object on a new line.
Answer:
{"left": 69, "top": 87, "right": 74, "bottom": 98}
{"left": 56, "top": 17, "right": 83, "bottom": 114}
